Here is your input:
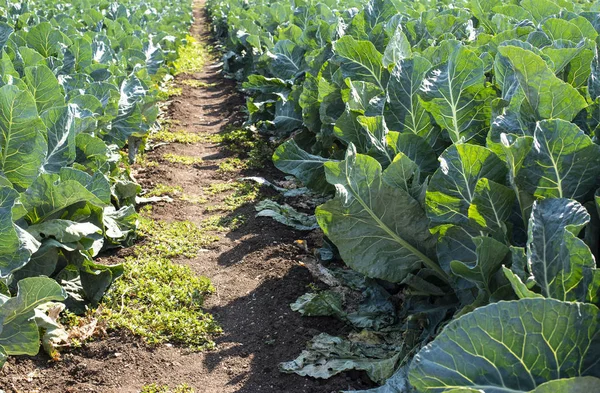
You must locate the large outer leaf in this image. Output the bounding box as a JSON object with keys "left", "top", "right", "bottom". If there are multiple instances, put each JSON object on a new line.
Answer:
{"left": 387, "top": 131, "right": 438, "bottom": 175}
{"left": 24, "top": 65, "right": 65, "bottom": 113}
{"left": 468, "top": 178, "right": 516, "bottom": 231}
{"left": 517, "top": 119, "right": 600, "bottom": 201}
{"left": 273, "top": 139, "right": 334, "bottom": 193}
{"left": 109, "top": 75, "right": 147, "bottom": 147}
{"left": 0, "top": 187, "right": 40, "bottom": 278}
{"left": 0, "top": 84, "right": 46, "bottom": 190}
{"left": 0, "top": 22, "right": 13, "bottom": 51}
{"left": 385, "top": 56, "right": 439, "bottom": 145}
{"left": 527, "top": 198, "right": 600, "bottom": 303}
{"left": 334, "top": 109, "right": 368, "bottom": 151}
{"left": 26, "top": 22, "right": 71, "bottom": 58}
{"left": 280, "top": 333, "right": 401, "bottom": 384}
{"left": 0, "top": 277, "right": 66, "bottom": 358}
{"left": 333, "top": 36, "right": 385, "bottom": 89}
{"left": 409, "top": 298, "right": 600, "bottom": 393}
{"left": 530, "top": 377, "right": 600, "bottom": 393}
{"left": 450, "top": 236, "right": 509, "bottom": 296}
{"left": 383, "top": 26, "right": 411, "bottom": 69}
{"left": 497, "top": 46, "right": 587, "bottom": 122}
{"left": 426, "top": 144, "right": 507, "bottom": 226}
{"left": 269, "top": 40, "right": 306, "bottom": 80}
{"left": 316, "top": 145, "right": 444, "bottom": 282}
{"left": 41, "top": 105, "right": 76, "bottom": 174}
{"left": 16, "top": 173, "right": 107, "bottom": 224}
{"left": 273, "top": 98, "right": 303, "bottom": 135}
{"left": 419, "top": 43, "right": 492, "bottom": 143}
{"left": 342, "top": 80, "right": 385, "bottom": 117}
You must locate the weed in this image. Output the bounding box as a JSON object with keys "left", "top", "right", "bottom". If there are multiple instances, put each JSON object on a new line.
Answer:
{"left": 204, "top": 182, "right": 237, "bottom": 195}
{"left": 136, "top": 216, "right": 219, "bottom": 258}
{"left": 211, "top": 127, "right": 272, "bottom": 168}
{"left": 100, "top": 205, "right": 222, "bottom": 350}
{"left": 146, "top": 184, "right": 184, "bottom": 197}
{"left": 158, "top": 83, "right": 183, "bottom": 100}
{"left": 181, "top": 79, "right": 217, "bottom": 88}
{"left": 136, "top": 154, "right": 159, "bottom": 168}
{"left": 175, "top": 36, "right": 210, "bottom": 74}
{"left": 140, "top": 384, "right": 195, "bottom": 393}
{"left": 163, "top": 153, "right": 204, "bottom": 165}
{"left": 151, "top": 129, "right": 204, "bottom": 144}
{"left": 202, "top": 214, "right": 246, "bottom": 232}
{"left": 180, "top": 194, "right": 209, "bottom": 204}
{"left": 218, "top": 157, "right": 248, "bottom": 173}
{"left": 204, "top": 181, "right": 261, "bottom": 212}
{"left": 102, "top": 255, "right": 220, "bottom": 350}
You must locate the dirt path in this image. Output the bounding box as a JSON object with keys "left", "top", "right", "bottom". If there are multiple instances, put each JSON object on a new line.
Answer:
{"left": 0, "top": 2, "right": 375, "bottom": 393}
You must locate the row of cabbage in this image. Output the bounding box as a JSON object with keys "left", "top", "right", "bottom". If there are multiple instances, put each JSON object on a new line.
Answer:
{"left": 0, "top": 0, "right": 192, "bottom": 366}
{"left": 207, "top": 0, "right": 600, "bottom": 391}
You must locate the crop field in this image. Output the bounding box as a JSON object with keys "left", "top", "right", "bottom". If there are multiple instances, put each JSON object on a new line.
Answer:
{"left": 1, "top": 0, "right": 600, "bottom": 392}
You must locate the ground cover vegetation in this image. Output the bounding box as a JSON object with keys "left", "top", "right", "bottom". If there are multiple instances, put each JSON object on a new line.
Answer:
{"left": 206, "top": 0, "right": 600, "bottom": 391}
{"left": 0, "top": 0, "right": 200, "bottom": 367}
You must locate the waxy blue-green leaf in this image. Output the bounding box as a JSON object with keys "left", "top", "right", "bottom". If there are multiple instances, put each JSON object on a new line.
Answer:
{"left": 0, "top": 84, "right": 46, "bottom": 190}
{"left": 269, "top": 40, "right": 306, "bottom": 81}
{"left": 520, "top": 0, "right": 561, "bottom": 23}
{"left": 16, "top": 172, "right": 107, "bottom": 224}
{"left": 530, "top": 377, "right": 600, "bottom": 393}
{"left": 517, "top": 119, "right": 600, "bottom": 201}
{"left": 334, "top": 109, "right": 370, "bottom": 152}
{"left": 409, "top": 298, "right": 600, "bottom": 392}
{"left": 487, "top": 132, "right": 535, "bottom": 227}
{"left": 527, "top": 198, "right": 600, "bottom": 303}
{"left": 299, "top": 73, "right": 321, "bottom": 131}
{"left": 0, "top": 277, "right": 66, "bottom": 358}
{"left": 419, "top": 43, "right": 492, "bottom": 143}
{"left": 468, "top": 178, "right": 516, "bottom": 231}
{"left": 542, "top": 18, "right": 589, "bottom": 43}
{"left": 24, "top": 65, "right": 64, "bottom": 113}
{"left": 381, "top": 152, "right": 418, "bottom": 192}
{"left": 426, "top": 144, "right": 507, "bottom": 226}
{"left": 503, "top": 265, "right": 544, "bottom": 300}
{"left": 542, "top": 42, "right": 587, "bottom": 77}
{"left": 436, "top": 225, "right": 479, "bottom": 273}
{"left": 64, "top": 37, "right": 93, "bottom": 73}
{"left": 382, "top": 26, "right": 411, "bottom": 68}
{"left": 0, "top": 23, "right": 13, "bottom": 51}
{"left": 450, "top": 236, "right": 509, "bottom": 297}
{"left": 365, "top": 0, "right": 397, "bottom": 29}
{"left": 243, "top": 75, "right": 291, "bottom": 101}
{"left": 497, "top": 46, "right": 587, "bottom": 122}
{"left": 273, "top": 98, "right": 303, "bottom": 135}
{"left": 386, "top": 131, "right": 438, "bottom": 175}
{"left": 565, "top": 45, "right": 595, "bottom": 89}
{"left": 342, "top": 80, "right": 385, "bottom": 116}
{"left": 385, "top": 56, "right": 439, "bottom": 146}
{"left": 0, "top": 187, "right": 40, "bottom": 278}
{"left": 589, "top": 44, "right": 600, "bottom": 100}
{"left": 355, "top": 115, "right": 392, "bottom": 163}
{"left": 333, "top": 36, "right": 385, "bottom": 90}
{"left": 27, "top": 219, "right": 103, "bottom": 252}
{"left": 316, "top": 145, "right": 445, "bottom": 282}
{"left": 41, "top": 105, "right": 76, "bottom": 174}
{"left": 59, "top": 167, "right": 111, "bottom": 205}
{"left": 109, "top": 75, "right": 147, "bottom": 147}
{"left": 273, "top": 139, "right": 334, "bottom": 193}
{"left": 26, "top": 22, "right": 72, "bottom": 58}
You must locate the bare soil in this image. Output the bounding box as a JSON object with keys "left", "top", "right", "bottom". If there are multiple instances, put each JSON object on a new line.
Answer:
{"left": 0, "top": 3, "right": 375, "bottom": 393}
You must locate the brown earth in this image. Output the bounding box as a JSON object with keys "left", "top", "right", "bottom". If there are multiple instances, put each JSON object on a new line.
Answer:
{"left": 0, "top": 2, "right": 375, "bottom": 393}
